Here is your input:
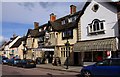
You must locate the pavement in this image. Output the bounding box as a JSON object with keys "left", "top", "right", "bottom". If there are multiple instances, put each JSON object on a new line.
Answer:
{"left": 36, "top": 64, "right": 83, "bottom": 73}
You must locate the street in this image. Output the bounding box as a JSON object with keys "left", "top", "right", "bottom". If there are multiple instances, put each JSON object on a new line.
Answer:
{"left": 2, "top": 65, "right": 80, "bottom": 77}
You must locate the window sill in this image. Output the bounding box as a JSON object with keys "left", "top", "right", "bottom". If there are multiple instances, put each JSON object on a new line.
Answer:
{"left": 88, "top": 30, "right": 105, "bottom": 36}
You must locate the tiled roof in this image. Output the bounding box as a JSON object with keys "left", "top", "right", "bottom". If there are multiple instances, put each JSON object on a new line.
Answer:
{"left": 36, "top": 10, "right": 80, "bottom": 32}
{"left": 21, "top": 36, "right": 27, "bottom": 41}
{"left": 39, "top": 23, "right": 48, "bottom": 29}
{"left": 10, "top": 38, "right": 22, "bottom": 48}
{"left": 49, "top": 21, "right": 77, "bottom": 31}
{"left": 27, "top": 29, "right": 45, "bottom": 38}
{"left": 48, "top": 11, "right": 81, "bottom": 31}
{"left": 10, "top": 36, "right": 18, "bottom": 41}
{"left": 5, "top": 41, "right": 12, "bottom": 45}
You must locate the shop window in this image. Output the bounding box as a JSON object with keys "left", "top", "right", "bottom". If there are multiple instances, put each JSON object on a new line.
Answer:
{"left": 84, "top": 52, "right": 92, "bottom": 62}
{"left": 61, "top": 47, "right": 71, "bottom": 57}
{"left": 93, "top": 51, "right": 103, "bottom": 62}
{"left": 66, "top": 47, "right": 70, "bottom": 57}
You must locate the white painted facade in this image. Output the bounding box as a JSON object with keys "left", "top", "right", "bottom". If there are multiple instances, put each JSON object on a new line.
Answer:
{"left": 80, "top": 0, "right": 118, "bottom": 41}
{"left": 3, "top": 36, "right": 21, "bottom": 58}
{"left": 4, "top": 45, "right": 9, "bottom": 57}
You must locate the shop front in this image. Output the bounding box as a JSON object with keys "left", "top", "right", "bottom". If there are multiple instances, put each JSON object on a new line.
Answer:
{"left": 73, "top": 37, "right": 119, "bottom": 66}
{"left": 33, "top": 48, "right": 54, "bottom": 64}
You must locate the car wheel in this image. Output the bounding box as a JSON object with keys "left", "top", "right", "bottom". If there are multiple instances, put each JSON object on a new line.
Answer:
{"left": 82, "top": 70, "right": 92, "bottom": 77}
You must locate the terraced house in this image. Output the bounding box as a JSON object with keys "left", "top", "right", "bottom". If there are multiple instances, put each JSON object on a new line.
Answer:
{"left": 3, "top": 35, "right": 21, "bottom": 58}
{"left": 25, "top": 22, "right": 41, "bottom": 60}
{"left": 31, "top": 5, "right": 81, "bottom": 65}
{"left": 10, "top": 38, "right": 24, "bottom": 59}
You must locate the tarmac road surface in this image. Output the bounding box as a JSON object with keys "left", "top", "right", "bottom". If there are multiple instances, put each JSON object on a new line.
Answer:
{"left": 2, "top": 65, "right": 80, "bottom": 77}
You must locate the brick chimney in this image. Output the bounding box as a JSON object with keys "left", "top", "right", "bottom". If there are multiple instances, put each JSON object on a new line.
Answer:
{"left": 50, "top": 13, "right": 56, "bottom": 22}
{"left": 34, "top": 22, "right": 39, "bottom": 29}
{"left": 70, "top": 5, "right": 76, "bottom": 14}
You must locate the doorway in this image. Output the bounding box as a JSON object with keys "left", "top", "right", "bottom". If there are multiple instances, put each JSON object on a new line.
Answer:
{"left": 45, "top": 51, "right": 54, "bottom": 63}
{"left": 74, "top": 52, "right": 79, "bottom": 65}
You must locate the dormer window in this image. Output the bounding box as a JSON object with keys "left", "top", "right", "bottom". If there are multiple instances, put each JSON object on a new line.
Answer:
{"left": 45, "top": 32, "right": 50, "bottom": 39}
{"left": 74, "top": 16, "right": 77, "bottom": 20}
{"left": 39, "top": 29, "right": 42, "bottom": 32}
{"left": 87, "top": 19, "right": 105, "bottom": 35}
{"left": 92, "top": 4, "right": 99, "bottom": 12}
{"left": 61, "top": 20, "right": 66, "bottom": 25}
{"left": 68, "top": 16, "right": 77, "bottom": 23}
{"left": 44, "top": 26, "right": 46, "bottom": 30}
{"left": 68, "top": 18, "right": 72, "bottom": 22}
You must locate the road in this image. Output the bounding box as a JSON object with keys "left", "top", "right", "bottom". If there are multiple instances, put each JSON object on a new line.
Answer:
{"left": 2, "top": 65, "right": 80, "bottom": 77}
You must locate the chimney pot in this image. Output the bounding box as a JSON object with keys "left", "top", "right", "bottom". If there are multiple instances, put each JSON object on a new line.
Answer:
{"left": 50, "top": 13, "right": 56, "bottom": 22}
{"left": 34, "top": 22, "right": 39, "bottom": 29}
{"left": 70, "top": 5, "right": 76, "bottom": 14}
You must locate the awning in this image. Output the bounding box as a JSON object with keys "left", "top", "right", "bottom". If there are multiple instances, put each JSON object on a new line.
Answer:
{"left": 33, "top": 48, "right": 54, "bottom": 51}
{"left": 73, "top": 38, "right": 118, "bottom": 52}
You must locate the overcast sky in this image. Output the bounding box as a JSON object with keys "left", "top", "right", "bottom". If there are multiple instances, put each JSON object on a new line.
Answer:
{"left": 1, "top": 2, "right": 85, "bottom": 45}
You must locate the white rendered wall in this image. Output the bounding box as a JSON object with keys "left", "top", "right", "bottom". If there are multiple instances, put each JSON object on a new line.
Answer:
{"left": 80, "top": 0, "right": 118, "bottom": 41}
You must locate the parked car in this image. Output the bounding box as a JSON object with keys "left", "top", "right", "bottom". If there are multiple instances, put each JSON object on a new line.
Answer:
{"left": 8, "top": 58, "right": 14, "bottom": 66}
{"left": 7, "top": 57, "right": 20, "bottom": 66}
{"left": 80, "top": 58, "right": 120, "bottom": 77}
{"left": 13, "top": 59, "right": 21, "bottom": 66}
{"left": 2, "top": 56, "right": 9, "bottom": 64}
{"left": 16, "top": 59, "right": 36, "bottom": 68}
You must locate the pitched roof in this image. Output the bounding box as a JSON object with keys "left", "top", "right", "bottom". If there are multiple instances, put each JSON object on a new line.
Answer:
{"left": 26, "top": 29, "right": 45, "bottom": 38}
{"left": 10, "top": 36, "right": 18, "bottom": 41}
{"left": 76, "top": 0, "right": 120, "bottom": 23}
{"left": 10, "top": 38, "right": 22, "bottom": 48}
{"left": 5, "top": 41, "right": 11, "bottom": 45}
{"left": 49, "top": 21, "right": 77, "bottom": 31}
{"left": 48, "top": 11, "right": 81, "bottom": 31}
{"left": 21, "top": 36, "right": 27, "bottom": 41}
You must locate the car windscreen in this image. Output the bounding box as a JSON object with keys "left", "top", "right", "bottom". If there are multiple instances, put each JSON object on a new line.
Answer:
{"left": 26, "top": 60, "right": 34, "bottom": 63}
{"left": 2, "top": 58, "right": 8, "bottom": 60}
{"left": 110, "top": 59, "right": 120, "bottom": 66}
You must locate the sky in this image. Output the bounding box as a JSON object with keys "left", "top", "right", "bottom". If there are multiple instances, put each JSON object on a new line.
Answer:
{"left": 1, "top": 2, "right": 86, "bottom": 45}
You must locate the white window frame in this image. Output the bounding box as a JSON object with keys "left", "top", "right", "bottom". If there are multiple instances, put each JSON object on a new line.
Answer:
{"left": 68, "top": 18, "right": 72, "bottom": 22}
{"left": 87, "top": 19, "right": 105, "bottom": 35}
{"left": 61, "top": 20, "right": 66, "bottom": 25}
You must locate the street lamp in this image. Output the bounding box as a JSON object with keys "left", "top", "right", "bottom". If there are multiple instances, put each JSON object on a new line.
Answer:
{"left": 65, "top": 40, "right": 70, "bottom": 69}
